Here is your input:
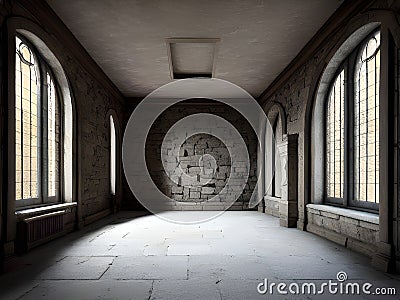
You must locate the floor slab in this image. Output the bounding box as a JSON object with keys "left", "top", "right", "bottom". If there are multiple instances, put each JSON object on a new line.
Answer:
{"left": 18, "top": 280, "right": 153, "bottom": 300}
{"left": 0, "top": 211, "right": 399, "bottom": 299}
{"left": 39, "top": 256, "right": 115, "bottom": 280}
{"left": 103, "top": 255, "right": 189, "bottom": 280}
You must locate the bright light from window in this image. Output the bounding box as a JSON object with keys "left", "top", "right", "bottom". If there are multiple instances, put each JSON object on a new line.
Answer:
{"left": 110, "top": 115, "right": 116, "bottom": 195}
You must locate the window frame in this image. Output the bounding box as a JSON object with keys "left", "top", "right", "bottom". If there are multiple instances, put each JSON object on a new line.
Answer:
{"left": 15, "top": 35, "right": 63, "bottom": 209}
{"left": 324, "top": 29, "right": 380, "bottom": 212}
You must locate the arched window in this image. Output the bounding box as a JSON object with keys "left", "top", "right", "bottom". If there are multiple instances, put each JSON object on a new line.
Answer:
{"left": 271, "top": 116, "right": 282, "bottom": 198}
{"left": 325, "top": 30, "right": 380, "bottom": 211}
{"left": 354, "top": 31, "right": 380, "bottom": 206}
{"left": 110, "top": 115, "right": 116, "bottom": 195}
{"left": 265, "top": 108, "right": 282, "bottom": 198}
{"left": 15, "top": 36, "right": 61, "bottom": 207}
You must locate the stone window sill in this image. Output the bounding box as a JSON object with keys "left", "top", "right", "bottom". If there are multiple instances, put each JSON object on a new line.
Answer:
{"left": 307, "top": 204, "right": 379, "bottom": 225}
{"left": 15, "top": 202, "right": 77, "bottom": 221}
{"left": 264, "top": 195, "right": 281, "bottom": 201}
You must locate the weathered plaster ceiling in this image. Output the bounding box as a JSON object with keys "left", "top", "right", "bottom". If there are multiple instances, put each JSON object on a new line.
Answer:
{"left": 46, "top": 0, "right": 342, "bottom": 98}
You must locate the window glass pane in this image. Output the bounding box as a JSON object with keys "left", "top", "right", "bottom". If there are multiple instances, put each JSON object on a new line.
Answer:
{"left": 110, "top": 116, "right": 116, "bottom": 195}
{"left": 264, "top": 120, "right": 274, "bottom": 196}
{"left": 354, "top": 31, "right": 380, "bottom": 204}
{"left": 326, "top": 69, "right": 345, "bottom": 199}
{"left": 15, "top": 37, "right": 39, "bottom": 200}
{"left": 47, "top": 73, "right": 59, "bottom": 197}
{"left": 273, "top": 116, "right": 282, "bottom": 198}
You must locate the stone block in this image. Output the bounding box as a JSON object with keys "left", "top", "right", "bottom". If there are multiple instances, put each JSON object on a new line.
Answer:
{"left": 180, "top": 204, "right": 202, "bottom": 211}
{"left": 215, "top": 180, "right": 226, "bottom": 187}
{"left": 339, "top": 222, "right": 359, "bottom": 240}
{"left": 340, "top": 216, "right": 360, "bottom": 226}
{"left": 314, "top": 215, "right": 324, "bottom": 227}
{"left": 190, "top": 191, "right": 200, "bottom": 199}
{"left": 201, "top": 187, "right": 215, "bottom": 194}
{"left": 188, "top": 167, "right": 201, "bottom": 175}
{"left": 306, "top": 207, "right": 320, "bottom": 215}
{"left": 320, "top": 217, "right": 341, "bottom": 233}
{"left": 307, "top": 224, "right": 347, "bottom": 246}
{"left": 203, "top": 204, "right": 226, "bottom": 210}
{"left": 215, "top": 172, "right": 227, "bottom": 180}
{"left": 359, "top": 220, "right": 379, "bottom": 231}
{"left": 347, "top": 238, "right": 376, "bottom": 257}
{"left": 172, "top": 186, "right": 183, "bottom": 194}
{"left": 320, "top": 211, "right": 340, "bottom": 220}
{"left": 358, "top": 227, "right": 379, "bottom": 244}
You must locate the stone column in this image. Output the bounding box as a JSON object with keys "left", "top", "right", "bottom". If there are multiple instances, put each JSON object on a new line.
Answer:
{"left": 277, "top": 134, "right": 298, "bottom": 228}
{"left": 371, "top": 26, "right": 395, "bottom": 272}
{"left": 257, "top": 120, "right": 266, "bottom": 213}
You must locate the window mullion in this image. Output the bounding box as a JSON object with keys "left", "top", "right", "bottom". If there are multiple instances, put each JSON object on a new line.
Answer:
{"left": 333, "top": 80, "right": 336, "bottom": 198}
{"left": 365, "top": 50, "right": 369, "bottom": 205}
{"left": 29, "top": 56, "right": 32, "bottom": 198}
{"left": 19, "top": 59, "right": 24, "bottom": 200}
{"left": 375, "top": 49, "right": 378, "bottom": 204}
{"left": 41, "top": 64, "right": 49, "bottom": 203}
{"left": 35, "top": 54, "right": 42, "bottom": 204}
{"left": 344, "top": 64, "right": 349, "bottom": 207}
{"left": 347, "top": 53, "right": 356, "bottom": 208}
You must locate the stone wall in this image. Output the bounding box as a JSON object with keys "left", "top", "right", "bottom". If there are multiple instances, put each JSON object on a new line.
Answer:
{"left": 307, "top": 204, "right": 379, "bottom": 257}
{"left": 168, "top": 133, "right": 232, "bottom": 202}
{"left": 144, "top": 100, "right": 257, "bottom": 211}
{"left": 68, "top": 58, "right": 124, "bottom": 220}
{"left": 0, "top": 0, "right": 125, "bottom": 261}
{"left": 260, "top": 0, "right": 399, "bottom": 269}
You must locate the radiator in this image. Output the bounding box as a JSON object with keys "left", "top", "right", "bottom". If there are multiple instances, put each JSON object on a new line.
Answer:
{"left": 17, "top": 210, "right": 66, "bottom": 252}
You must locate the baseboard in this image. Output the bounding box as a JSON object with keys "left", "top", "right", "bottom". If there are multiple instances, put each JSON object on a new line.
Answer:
{"left": 83, "top": 208, "right": 112, "bottom": 226}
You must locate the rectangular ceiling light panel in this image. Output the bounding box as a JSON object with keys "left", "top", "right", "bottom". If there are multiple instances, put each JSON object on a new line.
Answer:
{"left": 166, "top": 38, "right": 220, "bottom": 79}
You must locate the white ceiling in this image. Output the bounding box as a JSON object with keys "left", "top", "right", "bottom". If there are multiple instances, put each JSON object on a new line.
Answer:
{"left": 47, "top": 0, "right": 343, "bottom": 98}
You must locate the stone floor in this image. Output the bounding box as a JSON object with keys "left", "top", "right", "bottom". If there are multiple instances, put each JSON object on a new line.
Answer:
{"left": 1, "top": 211, "right": 399, "bottom": 299}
